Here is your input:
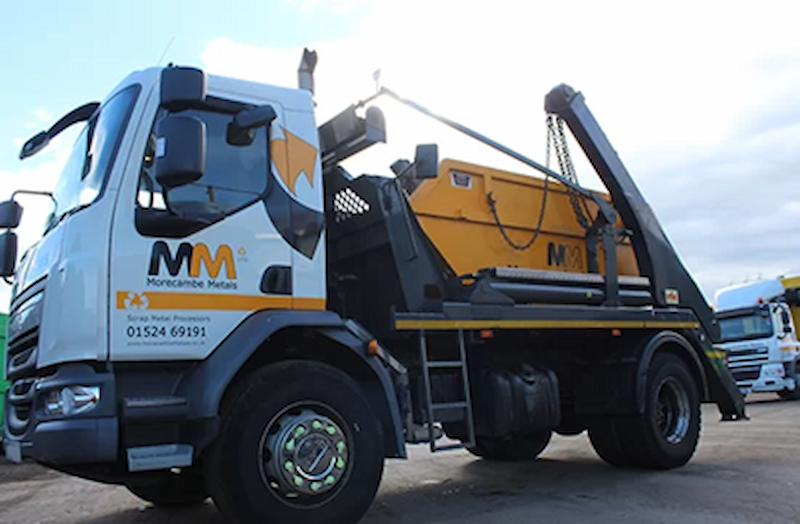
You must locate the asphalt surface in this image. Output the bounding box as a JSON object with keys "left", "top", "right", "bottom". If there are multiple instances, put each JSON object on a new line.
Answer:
{"left": 1, "top": 394, "right": 799, "bottom": 523}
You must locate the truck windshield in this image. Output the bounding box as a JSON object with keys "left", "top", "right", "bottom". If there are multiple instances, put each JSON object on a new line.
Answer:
{"left": 718, "top": 311, "right": 774, "bottom": 342}
{"left": 47, "top": 85, "right": 140, "bottom": 230}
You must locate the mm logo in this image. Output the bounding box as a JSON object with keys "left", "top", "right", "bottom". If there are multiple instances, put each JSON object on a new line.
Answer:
{"left": 547, "top": 242, "right": 583, "bottom": 270}
{"left": 148, "top": 241, "right": 237, "bottom": 279}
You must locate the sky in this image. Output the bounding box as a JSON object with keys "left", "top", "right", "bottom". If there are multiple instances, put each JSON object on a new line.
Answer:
{"left": 1, "top": 0, "right": 799, "bottom": 310}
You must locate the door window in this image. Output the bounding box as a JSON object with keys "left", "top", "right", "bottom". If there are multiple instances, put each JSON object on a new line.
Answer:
{"left": 137, "top": 106, "right": 269, "bottom": 236}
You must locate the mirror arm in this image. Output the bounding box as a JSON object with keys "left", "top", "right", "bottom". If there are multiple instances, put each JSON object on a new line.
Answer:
{"left": 12, "top": 189, "right": 57, "bottom": 208}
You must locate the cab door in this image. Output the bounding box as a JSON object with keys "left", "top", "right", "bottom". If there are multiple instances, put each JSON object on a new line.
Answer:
{"left": 109, "top": 97, "right": 294, "bottom": 361}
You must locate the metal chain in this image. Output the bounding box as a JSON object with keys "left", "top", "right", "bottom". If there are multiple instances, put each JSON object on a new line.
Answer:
{"left": 548, "top": 116, "right": 592, "bottom": 230}
{"left": 486, "top": 118, "right": 553, "bottom": 251}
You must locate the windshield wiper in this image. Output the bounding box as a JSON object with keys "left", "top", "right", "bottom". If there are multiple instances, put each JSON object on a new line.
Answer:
{"left": 19, "top": 102, "right": 100, "bottom": 160}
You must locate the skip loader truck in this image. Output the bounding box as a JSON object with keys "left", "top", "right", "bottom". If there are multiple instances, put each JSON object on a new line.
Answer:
{"left": 714, "top": 276, "right": 800, "bottom": 398}
{"left": 1, "top": 50, "right": 745, "bottom": 523}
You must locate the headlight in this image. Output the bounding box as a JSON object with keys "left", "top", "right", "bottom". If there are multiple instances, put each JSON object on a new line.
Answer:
{"left": 44, "top": 386, "right": 100, "bottom": 416}
{"left": 761, "top": 364, "right": 786, "bottom": 379}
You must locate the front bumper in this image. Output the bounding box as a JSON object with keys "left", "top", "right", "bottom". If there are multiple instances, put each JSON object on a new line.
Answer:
{"left": 731, "top": 362, "right": 796, "bottom": 394}
{"left": 3, "top": 364, "right": 118, "bottom": 465}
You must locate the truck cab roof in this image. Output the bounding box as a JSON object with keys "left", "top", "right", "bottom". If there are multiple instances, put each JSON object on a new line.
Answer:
{"left": 714, "top": 279, "right": 785, "bottom": 312}
{"left": 116, "top": 67, "right": 314, "bottom": 112}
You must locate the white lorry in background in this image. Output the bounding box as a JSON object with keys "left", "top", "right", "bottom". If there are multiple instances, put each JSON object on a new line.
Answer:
{"left": 714, "top": 276, "right": 800, "bottom": 399}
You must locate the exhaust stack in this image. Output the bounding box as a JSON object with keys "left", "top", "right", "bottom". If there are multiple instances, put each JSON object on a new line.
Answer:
{"left": 298, "top": 48, "right": 318, "bottom": 95}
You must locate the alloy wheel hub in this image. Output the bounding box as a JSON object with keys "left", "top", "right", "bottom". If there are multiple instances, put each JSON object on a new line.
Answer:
{"left": 260, "top": 408, "right": 350, "bottom": 500}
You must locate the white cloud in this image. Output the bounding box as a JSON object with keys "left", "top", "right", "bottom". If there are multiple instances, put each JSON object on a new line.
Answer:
{"left": 33, "top": 109, "right": 52, "bottom": 123}
{"left": 201, "top": 0, "right": 800, "bottom": 301}
{"left": 4, "top": 0, "right": 797, "bottom": 308}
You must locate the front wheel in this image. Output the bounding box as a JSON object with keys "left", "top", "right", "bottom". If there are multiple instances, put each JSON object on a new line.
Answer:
{"left": 126, "top": 470, "right": 208, "bottom": 508}
{"left": 207, "top": 361, "right": 384, "bottom": 524}
{"left": 589, "top": 353, "right": 701, "bottom": 469}
{"left": 778, "top": 361, "right": 800, "bottom": 400}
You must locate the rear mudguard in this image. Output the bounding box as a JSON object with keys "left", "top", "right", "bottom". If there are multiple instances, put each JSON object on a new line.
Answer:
{"left": 636, "top": 330, "right": 746, "bottom": 420}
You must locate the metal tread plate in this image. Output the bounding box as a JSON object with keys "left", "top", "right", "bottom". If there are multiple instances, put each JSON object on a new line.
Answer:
{"left": 487, "top": 267, "right": 651, "bottom": 288}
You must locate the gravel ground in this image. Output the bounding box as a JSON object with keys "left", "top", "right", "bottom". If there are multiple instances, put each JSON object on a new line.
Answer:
{"left": 1, "top": 394, "right": 799, "bottom": 523}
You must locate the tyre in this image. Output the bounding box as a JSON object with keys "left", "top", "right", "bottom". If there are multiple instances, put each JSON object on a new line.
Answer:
{"left": 587, "top": 417, "right": 633, "bottom": 467}
{"left": 126, "top": 470, "right": 209, "bottom": 508}
{"left": 589, "top": 353, "right": 701, "bottom": 469}
{"left": 778, "top": 361, "right": 800, "bottom": 400}
{"left": 777, "top": 388, "right": 800, "bottom": 400}
{"left": 467, "top": 431, "right": 552, "bottom": 461}
{"left": 207, "top": 360, "right": 384, "bottom": 524}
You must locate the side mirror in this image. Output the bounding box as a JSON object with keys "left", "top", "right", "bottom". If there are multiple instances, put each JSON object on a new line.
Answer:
{"left": 782, "top": 309, "right": 793, "bottom": 333}
{"left": 227, "top": 105, "right": 277, "bottom": 146}
{"left": 0, "top": 200, "right": 23, "bottom": 229}
{"left": 414, "top": 144, "right": 439, "bottom": 179}
{"left": 156, "top": 115, "right": 207, "bottom": 189}
{"left": 160, "top": 67, "right": 207, "bottom": 111}
{"left": 0, "top": 231, "right": 18, "bottom": 278}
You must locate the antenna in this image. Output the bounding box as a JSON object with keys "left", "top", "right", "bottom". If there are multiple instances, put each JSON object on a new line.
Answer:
{"left": 373, "top": 69, "right": 381, "bottom": 93}
{"left": 157, "top": 36, "right": 177, "bottom": 66}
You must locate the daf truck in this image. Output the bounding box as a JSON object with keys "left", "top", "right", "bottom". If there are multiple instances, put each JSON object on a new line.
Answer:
{"left": 714, "top": 277, "right": 800, "bottom": 398}
{"left": 1, "top": 52, "right": 745, "bottom": 523}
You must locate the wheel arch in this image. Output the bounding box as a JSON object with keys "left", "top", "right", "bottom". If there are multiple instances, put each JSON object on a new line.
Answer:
{"left": 176, "top": 310, "right": 406, "bottom": 459}
{"left": 635, "top": 330, "right": 708, "bottom": 413}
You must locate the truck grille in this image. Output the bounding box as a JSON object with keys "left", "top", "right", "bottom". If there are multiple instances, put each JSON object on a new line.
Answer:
{"left": 7, "top": 329, "right": 39, "bottom": 380}
{"left": 731, "top": 365, "right": 761, "bottom": 382}
{"left": 5, "top": 327, "right": 40, "bottom": 436}
{"left": 727, "top": 346, "right": 769, "bottom": 373}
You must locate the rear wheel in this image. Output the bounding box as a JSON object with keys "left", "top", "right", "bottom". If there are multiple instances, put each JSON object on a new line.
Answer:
{"left": 589, "top": 353, "right": 701, "bottom": 469}
{"left": 207, "top": 361, "right": 384, "bottom": 524}
{"left": 588, "top": 418, "right": 633, "bottom": 467}
{"left": 467, "top": 431, "right": 552, "bottom": 461}
{"left": 126, "top": 470, "right": 208, "bottom": 508}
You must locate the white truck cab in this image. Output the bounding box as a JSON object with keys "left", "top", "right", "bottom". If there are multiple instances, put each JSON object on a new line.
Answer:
{"left": 714, "top": 278, "right": 800, "bottom": 398}
{"left": 8, "top": 67, "right": 327, "bottom": 367}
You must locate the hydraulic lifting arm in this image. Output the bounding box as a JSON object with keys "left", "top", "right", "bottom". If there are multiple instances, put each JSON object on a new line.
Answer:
{"left": 545, "top": 85, "right": 745, "bottom": 420}
{"left": 544, "top": 85, "right": 715, "bottom": 337}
